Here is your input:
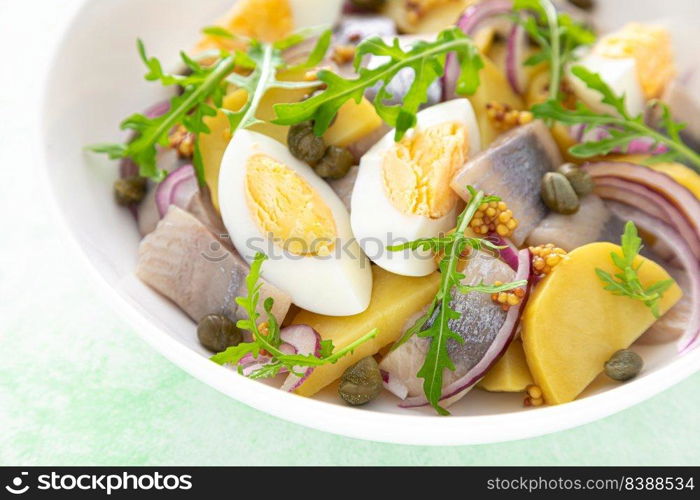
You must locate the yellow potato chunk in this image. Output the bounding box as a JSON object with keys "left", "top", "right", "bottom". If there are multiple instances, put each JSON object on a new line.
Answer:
{"left": 468, "top": 57, "right": 525, "bottom": 146}
{"left": 322, "top": 98, "right": 382, "bottom": 148}
{"left": 383, "top": 0, "right": 475, "bottom": 35}
{"left": 478, "top": 340, "right": 534, "bottom": 392}
{"left": 199, "top": 90, "right": 247, "bottom": 211}
{"left": 522, "top": 242, "right": 682, "bottom": 405}
{"left": 292, "top": 266, "right": 441, "bottom": 397}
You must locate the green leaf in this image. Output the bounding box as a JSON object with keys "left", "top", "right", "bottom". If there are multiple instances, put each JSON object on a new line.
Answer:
{"left": 88, "top": 30, "right": 324, "bottom": 181}
{"left": 210, "top": 342, "right": 259, "bottom": 366}
{"left": 570, "top": 65, "right": 629, "bottom": 117}
{"left": 514, "top": 1, "right": 595, "bottom": 103}
{"left": 388, "top": 187, "right": 526, "bottom": 414}
{"left": 273, "top": 27, "right": 483, "bottom": 141}
{"left": 287, "top": 29, "right": 332, "bottom": 70}
{"left": 532, "top": 72, "right": 700, "bottom": 171}
{"left": 202, "top": 26, "right": 238, "bottom": 39}
{"left": 596, "top": 221, "right": 676, "bottom": 319}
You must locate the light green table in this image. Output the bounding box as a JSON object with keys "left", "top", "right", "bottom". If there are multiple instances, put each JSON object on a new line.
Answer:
{"left": 1, "top": 0, "right": 698, "bottom": 467}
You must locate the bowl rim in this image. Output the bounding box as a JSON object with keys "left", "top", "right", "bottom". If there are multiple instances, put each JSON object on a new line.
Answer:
{"left": 37, "top": 0, "right": 700, "bottom": 446}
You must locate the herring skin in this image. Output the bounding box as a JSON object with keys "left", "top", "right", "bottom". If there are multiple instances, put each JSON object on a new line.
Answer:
{"left": 450, "top": 121, "right": 562, "bottom": 246}
{"left": 136, "top": 206, "right": 292, "bottom": 326}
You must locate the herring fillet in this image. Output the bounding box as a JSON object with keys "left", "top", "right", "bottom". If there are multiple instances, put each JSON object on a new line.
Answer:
{"left": 136, "top": 206, "right": 291, "bottom": 325}
{"left": 450, "top": 121, "right": 562, "bottom": 246}
{"left": 527, "top": 194, "right": 627, "bottom": 251}
{"left": 380, "top": 251, "right": 515, "bottom": 406}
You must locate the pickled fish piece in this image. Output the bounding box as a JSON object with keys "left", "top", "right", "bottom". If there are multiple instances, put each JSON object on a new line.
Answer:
{"left": 136, "top": 206, "right": 291, "bottom": 324}
{"left": 450, "top": 121, "right": 562, "bottom": 246}
{"left": 380, "top": 251, "right": 516, "bottom": 405}
{"left": 527, "top": 194, "right": 626, "bottom": 252}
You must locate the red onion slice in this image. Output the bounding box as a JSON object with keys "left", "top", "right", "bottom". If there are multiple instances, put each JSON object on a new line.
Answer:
{"left": 583, "top": 162, "right": 700, "bottom": 259}
{"left": 238, "top": 343, "right": 296, "bottom": 376}
{"left": 505, "top": 20, "right": 527, "bottom": 95}
{"left": 154, "top": 164, "right": 198, "bottom": 217}
{"left": 144, "top": 100, "right": 171, "bottom": 119}
{"left": 279, "top": 325, "right": 322, "bottom": 392}
{"left": 594, "top": 177, "right": 700, "bottom": 257}
{"left": 400, "top": 249, "right": 533, "bottom": 408}
{"left": 572, "top": 126, "right": 670, "bottom": 156}
{"left": 606, "top": 204, "right": 700, "bottom": 353}
{"left": 442, "top": 0, "right": 514, "bottom": 100}
{"left": 381, "top": 369, "right": 409, "bottom": 400}
{"left": 489, "top": 234, "right": 520, "bottom": 271}
{"left": 583, "top": 161, "right": 700, "bottom": 352}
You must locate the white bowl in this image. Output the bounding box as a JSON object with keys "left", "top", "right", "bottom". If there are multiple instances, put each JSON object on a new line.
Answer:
{"left": 41, "top": 0, "right": 700, "bottom": 445}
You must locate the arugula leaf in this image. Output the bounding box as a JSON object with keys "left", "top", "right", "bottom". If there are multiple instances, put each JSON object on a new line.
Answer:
{"left": 570, "top": 66, "right": 628, "bottom": 117}
{"left": 273, "top": 27, "right": 483, "bottom": 141}
{"left": 87, "top": 42, "right": 240, "bottom": 181}
{"left": 514, "top": 0, "right": 595, "bottom": 103}
{"left": 596, "top": 221, "right": 675, "bottom": 318}
{"left": 532, "top": 66, "right": 700, "bottom": 171}
{"left": 211, "top": 253, "right": 378, "bottom": 378}
{"left": 388, "top": 187, "right": 527, "bottom": 415}
{"left": 87, "top": 31, "right": 327, "bottom": 182}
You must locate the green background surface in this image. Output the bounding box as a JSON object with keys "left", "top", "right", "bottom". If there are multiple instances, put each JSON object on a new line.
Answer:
{"left": 1, "top": 0, "right": 699, "bottom": 466}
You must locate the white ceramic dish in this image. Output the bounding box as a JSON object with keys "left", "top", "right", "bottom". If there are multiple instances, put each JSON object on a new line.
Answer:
{"left": 41, "top": 0, "right": 700, "bottom": 445}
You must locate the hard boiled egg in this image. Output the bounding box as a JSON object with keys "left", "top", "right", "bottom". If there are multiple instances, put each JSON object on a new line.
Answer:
{"left": 351, "top": 99, "right": 481, "bottom": 277}
{"left": 218, "top": 130, "right": 372, "bottom": 316}
{"left": 593, "top": 23, "right": 675, "bottom": 100}
{"left": 289, "top": 0, "right": 343, "bottom": 31}
{"left": 566, "top": 54, "right": 645, "bottom": 118}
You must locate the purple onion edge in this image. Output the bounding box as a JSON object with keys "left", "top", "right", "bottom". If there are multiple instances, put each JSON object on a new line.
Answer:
{"left": 400, "top": 248, "right": 533, "bottom": 408}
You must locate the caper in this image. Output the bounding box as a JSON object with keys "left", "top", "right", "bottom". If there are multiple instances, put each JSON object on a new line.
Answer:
{"left": 567, "top": 0, "right": 595, "bottom": 11}
{"left": 197, "top": 314, "right": 243, "bottom": 352}
{"left": 314, "top": 146, "right": 355, "bottom": 179}
{"left": 557, "top": 163, "right": 594, "bottom": 197}
{"left": 114, "top": 176, "right": 147, "bottom": 206}
{"left": 349, "top": 0, "right": 386, "bottom": 11}
{"left": 541, "top": 172, "right": 580, "bottom": 214}
{"left": 338, "top": 356, "right": 382, "bottom": 406}
{"left": 604, "top": 349, "right": 643, "bottom": 381}
{"left": 288, "top": 121, "right": 326, "bottom": 166}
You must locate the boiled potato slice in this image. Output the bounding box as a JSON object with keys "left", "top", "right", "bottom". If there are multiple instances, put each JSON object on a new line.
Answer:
{"left": 468, "top": 57, "right": 524, "bottom": 146}
{"left": 199, "top": 90, "right": 247, "bottom": 211}
{"left": 477, "top": 339, "right": 533, "bottom": 392}
{"left": 383, "top": 0, "right": 474, "bottom": 35}
{"left": 323, "top": 99, "right": 382, "bottom": 147}
{"left": 522, "top": 242, "right": 682, "bottom": 404}
{"left": 292, "top": 266, "right": 441, "bottom": 397}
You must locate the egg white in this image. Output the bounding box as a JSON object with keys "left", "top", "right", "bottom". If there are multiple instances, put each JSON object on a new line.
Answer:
{"left": 567, "top": 54, "right": 645, "bottom": 117}
{"left": 218, "top": 130, "right": 372, "bottom": 316}
{"left": 350, "top": 99, "right": 481, "bottom": 277}
{"left": 289, "top": 0, "right": 343, "bottom": 31}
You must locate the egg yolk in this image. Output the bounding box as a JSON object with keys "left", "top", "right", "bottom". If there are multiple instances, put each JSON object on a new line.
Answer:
{"left": 245, "top": 154, "right": 337, "bottom": 256}
{"left": 194, "top": 0, "right": 293, "bottom": 53}
{"left": 594, "top": 23, "right": 675, "bottom": 99}
{"left": 382, "top": 122, "right": 469, "bottom": 219}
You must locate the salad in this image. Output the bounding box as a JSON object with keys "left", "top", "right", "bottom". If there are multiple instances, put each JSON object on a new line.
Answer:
{"left": 89, "top": 0, "right": 700, "bottom": 415}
